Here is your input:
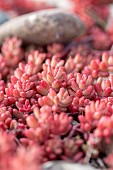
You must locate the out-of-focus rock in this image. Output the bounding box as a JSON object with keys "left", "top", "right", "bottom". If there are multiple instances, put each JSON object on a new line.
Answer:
{"left": 0, "top": 11, "right": 10, "bottom": 25}
{"left": 42, "top": 161, "right": 98, "bottom": 170}
{"left": 0, "top": 9, "right": 85, "bottom": 45}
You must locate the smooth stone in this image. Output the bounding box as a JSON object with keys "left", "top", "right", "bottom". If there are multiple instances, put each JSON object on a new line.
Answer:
{"left": 42, "top": 161, "right": 98, "bottom": 170}
{"left": 106, "top": 4, "right": 113, "bottom": 31}
{"left": 0, "top": 9, "right": 85, "bottom": 45}
{"left": 0, "top": 11, "right": 10, "bottom": 25}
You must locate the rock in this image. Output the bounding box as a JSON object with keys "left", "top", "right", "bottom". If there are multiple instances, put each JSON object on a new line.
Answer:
{"left": 42, "top": 161, "right": 98, "bottom": 170}
{"left": 106, "top": 4, "right": 113, "bottom": 32}
{"left": 0, "top": 9, "right": 85, "bottom": 45}
{"left": 44, "top": 0, "right": 72, "bottom": 9}
{"left": 0, "top": 11, "right": 10, "bottom": 25}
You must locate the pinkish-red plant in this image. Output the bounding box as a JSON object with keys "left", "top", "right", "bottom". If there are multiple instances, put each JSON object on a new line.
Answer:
{"left": 1, "top": 2, "right": 113, "bottom": 168}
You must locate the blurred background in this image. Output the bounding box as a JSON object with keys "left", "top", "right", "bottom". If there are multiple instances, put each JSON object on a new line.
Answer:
{"left": 0, "top": 0, "right": 71, "bottom": 15}
{"left": 0, "top": 0, "right": 113, "bottom": 28}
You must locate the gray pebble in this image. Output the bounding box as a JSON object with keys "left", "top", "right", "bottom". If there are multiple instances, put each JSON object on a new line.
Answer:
{"left": 42, "top": 161, "right": 99, "bottom": 170}
{"left": 0, "top": 11, "right": 10, "bottom": 25}
{"left": 0, "top": 9, "right": 85, "bottom": 45}
{"left": 106, "top": 4, "right": 113, "bottom": 31}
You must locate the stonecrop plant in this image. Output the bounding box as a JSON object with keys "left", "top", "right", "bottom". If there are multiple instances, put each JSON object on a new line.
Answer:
{"left": 1, "top": 0, "right": 113, "bottom": 170}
